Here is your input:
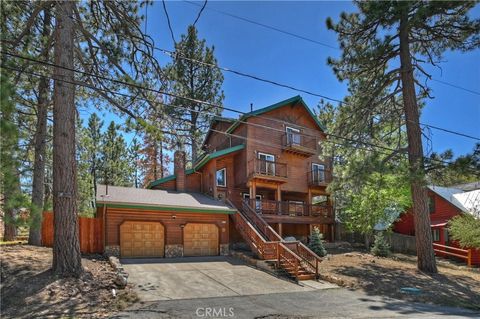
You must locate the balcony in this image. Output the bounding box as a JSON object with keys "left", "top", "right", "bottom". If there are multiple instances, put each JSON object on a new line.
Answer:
{"left": 245, "top": 199, "right": 334, "bottom": 224}
{"left": 282, "top": 132, "right": 317, "bottom": 156}
{"left": 249, "top": 157, "right": 288, "bottom": 182}
{"left": 307, "top": 168, "right": 332, "bottom": 187}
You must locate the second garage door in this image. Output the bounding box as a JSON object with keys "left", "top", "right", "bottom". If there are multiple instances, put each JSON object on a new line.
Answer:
{"left": 184, "top": 223, "right": 219, "bottom": 256}
{"left": 120, "top": 221, "right": 165, "bottom": 258}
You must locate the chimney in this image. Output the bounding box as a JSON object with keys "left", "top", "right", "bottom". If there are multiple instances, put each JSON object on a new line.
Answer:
{"left": 174, "top": 150, "right": 186, "bottom": 192}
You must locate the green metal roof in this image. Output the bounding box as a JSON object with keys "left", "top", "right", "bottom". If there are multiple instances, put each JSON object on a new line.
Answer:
{"left": 147, "top": 144, "right": 245, "bottom": 189}
{"left": 226, "top": 95, "right": 326, "bottom": 134}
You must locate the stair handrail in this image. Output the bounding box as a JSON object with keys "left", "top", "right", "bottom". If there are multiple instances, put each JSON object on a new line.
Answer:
{"left": 241, "top": 199, "right": 322, "bottom": 278}
{"left": 242, "top": 200, "right": 283, "bottom": 242}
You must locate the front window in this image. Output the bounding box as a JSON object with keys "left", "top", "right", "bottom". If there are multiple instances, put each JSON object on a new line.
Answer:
{"left": 286, "top": 126, "right": 301, "bottom": 145}
{"left": 432, "top": 229, "right": 440, "bottom": 242}
{"left": 216, "top": 168, "right": 226, "bottom": 187}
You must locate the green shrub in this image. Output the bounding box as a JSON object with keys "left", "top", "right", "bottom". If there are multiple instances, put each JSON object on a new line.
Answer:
{"left": 371, "top": 232, "right": 391, "bottom": 257}
{"left": 308, "top": 226, "right": 327, "bottom": 257}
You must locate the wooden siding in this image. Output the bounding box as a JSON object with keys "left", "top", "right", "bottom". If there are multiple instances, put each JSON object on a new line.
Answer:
{"left": 393, "top": 190, "right": 480, "bottom": 265}
{"left": 245, "top": 103, "right": 328, "bottom": 194}
{"left": 42, "top": 211, "right": 104, "bottom": 254}
{"left": 104, "top": 207, "right": 229, "bottom": 246}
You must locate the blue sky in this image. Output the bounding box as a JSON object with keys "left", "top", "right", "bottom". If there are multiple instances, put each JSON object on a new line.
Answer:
{"left": 84, "top": 1, "right": 480, "bottom": 157}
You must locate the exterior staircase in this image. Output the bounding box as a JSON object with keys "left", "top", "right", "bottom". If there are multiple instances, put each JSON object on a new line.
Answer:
{"left": 228, "top": 199, "right": 321, "bottom": 281}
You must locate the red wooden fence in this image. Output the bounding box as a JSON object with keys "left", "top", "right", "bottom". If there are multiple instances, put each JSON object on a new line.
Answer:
{"left": 41, "top": 212, "right": 103, "bottom": 254}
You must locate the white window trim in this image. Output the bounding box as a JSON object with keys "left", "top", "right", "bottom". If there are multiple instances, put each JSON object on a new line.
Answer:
{"left": 242, "top": 193, "right": 262, "bottom": 200}
{"left": 432, "top": 229, "right": 440, "bottom": 242}
{"left": 216, "top": 168, "right": 227, "bottom": 187}
{"left": 258, "top": 152, "right": 275, "bottom": 161}
{"left": 286, "top": 126, "right": 300, "bottom": 133}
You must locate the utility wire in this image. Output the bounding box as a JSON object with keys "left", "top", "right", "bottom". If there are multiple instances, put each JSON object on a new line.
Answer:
{"left": 193, "top": 0, "right": 208, "bottom": 26}
{"left": 3, "top": 54, "right": 478, "bottom": 174}
{"left": 155, "top": 46, "right": 480, "bottom": 141}
{"left": 183, "top": 0, "right": 480, "bottom": 97}
{"left": 162, "top": 0, "right": 176, "bottom": 45}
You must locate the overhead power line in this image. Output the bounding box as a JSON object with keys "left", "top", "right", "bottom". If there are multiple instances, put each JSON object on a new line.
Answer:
{"left": 154, "top": 46, "right": 480, "bottom": 141}
{"left": 2, "top": 52, "right": 478, "bottom": 174}
{"left": 183, "top": 0, "right": 338, "bottom": 50}
{"left": 5, "top": 62, "right": 467, "bottom": 174}
{"left": 3, "top": 50, "right": 479, "bottom": 143}
{"left": 183, "top": 0, "right": 480, "bottom": 97}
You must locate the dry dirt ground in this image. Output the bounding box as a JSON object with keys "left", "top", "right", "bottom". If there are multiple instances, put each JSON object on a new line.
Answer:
{"left": 319, "top": 249, "right": 480, "bottom": 310}
{"left": 0, "top": 245, "right": 138, "bottom": 318}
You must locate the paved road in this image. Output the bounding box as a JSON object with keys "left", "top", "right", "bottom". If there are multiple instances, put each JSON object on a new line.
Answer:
{"left": 112, "top": 289, "right": 479, "bottom": 319}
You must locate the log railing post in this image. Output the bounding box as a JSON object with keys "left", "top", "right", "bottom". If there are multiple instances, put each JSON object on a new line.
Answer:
{"left": 467, "top": 249, "right": 472, "bottom": 267}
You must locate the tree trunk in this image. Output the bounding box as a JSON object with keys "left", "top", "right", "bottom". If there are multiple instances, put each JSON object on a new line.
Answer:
{"left": 399, "top": 11, "right": 437, "bottom": 273}
{"left": 52, "top": 0, "right": 82, "bottom": 276}
{"left": 29, "top": 7, "right": 52, "bottom": 246}
{"left": 3, "top": 206, "right": 16, "bottom": 241}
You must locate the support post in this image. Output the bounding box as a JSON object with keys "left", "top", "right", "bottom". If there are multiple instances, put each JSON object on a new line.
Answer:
{"left": 278, "top": 223, "right": 283, "bottom": 238}
{"left": 467, "top": 249, "right": 472, "bottom": 267}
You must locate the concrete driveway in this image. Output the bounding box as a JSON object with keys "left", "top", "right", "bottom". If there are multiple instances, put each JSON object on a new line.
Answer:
{"left": 120, "top": 256, "right": 337, "bottom": 301}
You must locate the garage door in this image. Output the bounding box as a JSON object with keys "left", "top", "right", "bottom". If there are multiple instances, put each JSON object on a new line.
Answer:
{"left": 120, "top": 221, "right": 164, "bottom": 258}
{"left": 184, "top": 223, "right": 219, "bottom": 256}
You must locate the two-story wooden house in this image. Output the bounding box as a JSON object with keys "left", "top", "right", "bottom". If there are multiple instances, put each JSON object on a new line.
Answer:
{"left": 97, "top": 96, "right": 333, "bottom": 280}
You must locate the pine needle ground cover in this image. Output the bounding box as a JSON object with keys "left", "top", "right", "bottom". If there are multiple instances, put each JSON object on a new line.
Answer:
{"left": 0, "top": 245, "right": 138, "bottom": 318}
{"left": 319, "top": 249, "right": 480, "bottom": 310}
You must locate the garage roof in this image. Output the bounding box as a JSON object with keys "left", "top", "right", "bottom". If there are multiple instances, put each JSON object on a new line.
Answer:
{"left": 96, "top": 185, "right": 236, "bottom": 213}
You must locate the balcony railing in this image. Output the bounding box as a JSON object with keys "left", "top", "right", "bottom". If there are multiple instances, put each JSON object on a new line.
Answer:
{"left": 245, "top": 199, "right": 333, "bottom": 219}
{"left": 307, "top": 168, "right": 332, "bottom": 186}
{"left": 250, "top": 158, "right": 288, "bottom": 179}
{"left": 282, "top": 133, "right": 317, "bottom": 155}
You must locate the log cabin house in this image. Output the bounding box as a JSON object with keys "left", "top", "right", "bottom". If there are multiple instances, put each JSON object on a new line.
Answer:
{"left": 97, "top": 96, "right": 333, "bottom": 280}
{"left": 393, "top": 185, "right": 480, "bottom": 266}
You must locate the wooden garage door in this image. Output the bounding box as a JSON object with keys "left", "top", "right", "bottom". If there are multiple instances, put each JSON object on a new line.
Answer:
{"left": 120, "top": 221, "right": 164, "bottom": 258}
{"left": 184, "top": 223, "right": 219, "bottom": 256}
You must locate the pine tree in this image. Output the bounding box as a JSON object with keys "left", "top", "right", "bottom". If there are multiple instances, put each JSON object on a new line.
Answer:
{"left": 129, "top": 138, "right": 142, "bottom": 188}
{"left": 371, "top": 232, "right": 391, "bottom": 257}
{"left": 326, "top": 1, "right": 479, "bottom": 273}
{"left": 100, "top": 122, "right": 133, "bottom": 187}
{"left": 166, "top": 25, "right": 224, "bottom": 162}
{"left": 0, "top": 71, "right": 27, "bottom": 241}
{"left": 308, "top": 227, "right": 327, "bottom": 257}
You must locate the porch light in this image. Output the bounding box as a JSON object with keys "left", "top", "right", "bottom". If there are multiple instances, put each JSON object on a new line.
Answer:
{"left": 172, "top": 215, "right": 176, "bottom": 219}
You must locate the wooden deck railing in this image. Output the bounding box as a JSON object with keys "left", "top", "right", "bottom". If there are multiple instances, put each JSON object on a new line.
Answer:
{"left": 239, "top": 199, "right": 322, "bottom": 278}
{"left": 245, "top": 199, "right": 333, "bottom": 219}
{"left": 307, "top": 169, "right": 332, "bottom": 186}
{"left": 282, "top": 133, "right": 317, "bottom": 152}
{"left": 433, "top": 243, "right": 472, "bottom": 267}
{"left": 250, "top": 158, "right": 288, "bottom": 178}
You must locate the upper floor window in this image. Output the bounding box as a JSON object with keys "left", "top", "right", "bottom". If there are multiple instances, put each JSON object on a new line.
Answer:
{"left": 432, "top": 229, "right": 440, "bottom": 242}
{"left": 257, "top": 152, "right": 276, "bottom": 175}
{"left": 216, "top": 168, "right": 226, "bottom": 187}
{"left": 312, "top": 163, "right": 325, "bottom": 182}
{"left": 286, "top": 126, "right": 301, "bottom": 145}
{"left": 428, "top": 196, "right": 435, "bottom": 214}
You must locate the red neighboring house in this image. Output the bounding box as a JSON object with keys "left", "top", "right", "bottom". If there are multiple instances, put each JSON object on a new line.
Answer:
{"left": 393, "top": 185, "right": 480, "bottom": 266}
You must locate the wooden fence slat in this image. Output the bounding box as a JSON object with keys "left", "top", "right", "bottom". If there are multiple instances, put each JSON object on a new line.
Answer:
{"left": 42, "top": 211, "right": 103, "bottom": 254}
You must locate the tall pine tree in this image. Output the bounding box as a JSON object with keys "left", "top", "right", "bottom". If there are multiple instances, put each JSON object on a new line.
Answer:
{"left": 326, "top": 1, "right": 479, "bottom": 273}
{"left": 166, "top": 25, "right": 224, "bottom": 162}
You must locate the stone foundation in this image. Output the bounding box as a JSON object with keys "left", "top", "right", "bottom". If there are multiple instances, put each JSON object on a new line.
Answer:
{"left": 165, "top": 244, "right": 183, "bottom": 258}
{"left": 105, "top": 245, "right": 120, "bottom": 257}
{"left": 220, "top": 244, "right": 229, "bottom": 256}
